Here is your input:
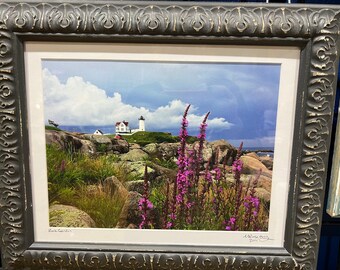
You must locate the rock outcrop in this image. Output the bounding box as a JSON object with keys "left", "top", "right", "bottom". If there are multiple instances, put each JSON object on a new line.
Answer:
{"left": 116, "top": 191, "right": 142, "bottom": 228}
{"left": 103, "top": 176, "right": 129, "bottom": 198}
{"left": 240, "top": 155, "right": 270, "bottom": 175}
{"left": 120, "top": 149, "right": 149, "bottom": 162}
{"left": 259, "top": 156, "right": 274, "bottom": 170}
{"left": 46, "top": 130, "right": 129, "bottom": 155}
{"left": 46, "top": 130, "right": 86, "bottom": 152}
{"left": 143, "top": 142, "right": 180, "bottom": 160}
{"left": 49, "top": 204, "right": 96, "bottom": 228}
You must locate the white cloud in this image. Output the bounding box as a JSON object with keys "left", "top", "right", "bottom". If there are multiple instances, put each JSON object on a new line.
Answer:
{"left": 43, "top": 68, "right": 233, "bottom": 131}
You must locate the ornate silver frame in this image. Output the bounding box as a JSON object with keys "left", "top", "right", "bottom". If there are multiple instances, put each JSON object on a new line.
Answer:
{"left": 0, "top": 1, "right": 339, "bottom": 269}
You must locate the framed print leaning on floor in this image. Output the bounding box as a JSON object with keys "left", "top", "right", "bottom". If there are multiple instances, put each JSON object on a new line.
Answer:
{"left": 0, "top": 1, "right": 340, "bottom": 269}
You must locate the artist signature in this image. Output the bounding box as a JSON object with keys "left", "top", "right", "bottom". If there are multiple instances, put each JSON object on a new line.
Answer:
{"left": 243, "top": 234, "right": 274, "bottom": 243}
{"left": 49, "top": 228, "right": 72, "bottom": 233}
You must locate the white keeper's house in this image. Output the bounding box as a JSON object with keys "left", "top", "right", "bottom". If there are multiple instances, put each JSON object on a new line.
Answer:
{"left": 115, "top": 116, "right": 145, "bottom": 135}
{"left": 115, "top": 120, "right": 130, "bottom": 133}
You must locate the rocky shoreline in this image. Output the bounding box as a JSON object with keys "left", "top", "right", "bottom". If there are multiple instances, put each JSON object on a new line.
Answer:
{"left": 46, "top": 130, "right": 273, "bottom": 229}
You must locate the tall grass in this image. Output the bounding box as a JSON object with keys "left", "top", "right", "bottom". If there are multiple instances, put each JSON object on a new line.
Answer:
{"left": 72, "top": 182, "right": 127, "bottom": 228}
{"left": 47, "top": 145, "right": 117, "bottom": 200}
{"left": 46, "top": 144, "right": 131, "bottom": 227}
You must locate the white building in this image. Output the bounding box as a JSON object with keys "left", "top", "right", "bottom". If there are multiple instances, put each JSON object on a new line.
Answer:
{"left": 93, "top": 129, "right": 104, "bottom": 135}
{"left": 138, "top": 116, "right": 145, "bottom": 131}
{"left": 116, "top": 116, "right": 146, "bottom": 135}
{"left": 115, "top": 121, "right": 130, "bottom": 134}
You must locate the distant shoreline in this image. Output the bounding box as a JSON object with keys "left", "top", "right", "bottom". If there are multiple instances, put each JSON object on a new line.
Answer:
{"left": 243, "top": 148, "right": 274, "bottom": 153}
{"left": 49, "top": 125, "right": 275, "bottom": 151}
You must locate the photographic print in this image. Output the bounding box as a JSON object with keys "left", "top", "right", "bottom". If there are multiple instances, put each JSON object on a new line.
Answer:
{"left": 43, "top": 59, "right": 280, "bottom": 232}
{"left": 2, "top": 2, "right": 338, "bottom": 269}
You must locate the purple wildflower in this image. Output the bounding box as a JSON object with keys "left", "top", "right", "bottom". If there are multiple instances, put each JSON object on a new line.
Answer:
{"left": 170, "top": 104, "right": 191, "bottom": 228}
{"left": 225, "top": 216, "right": 237, "bottom": 231}
{"left": 138, "top": 165, "right": 153, "bottom": 229}
{"left": 232, "top": 159, "right": 243, "bottom": 173}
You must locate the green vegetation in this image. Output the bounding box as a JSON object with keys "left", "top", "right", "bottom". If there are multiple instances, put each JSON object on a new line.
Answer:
{"left": 72, "top": 183, "right": 126, "bottom": 228}
{"left": 46, "top": 144, "right": 120, "bottom": 192}
{"left": 45, "top": 125, "right": 62, "bottom": 131}
{"left": 96, "top": 143, "right": 109, "bottom": 153}
{"left": 109, "top": 131, "right": 198, "bottom": 146}
{"left": 46, "top": 144, "right": 132, "bottom": 227}
{"left": 122, "top": 131, "right": 178, "bottom": 146}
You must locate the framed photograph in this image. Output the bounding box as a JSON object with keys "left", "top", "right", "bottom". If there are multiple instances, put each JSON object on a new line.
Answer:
{"left": 327, "top": 106, "right": 340, "bottom": 217}
{"left": 0, "top": 1, "right": 339, "bottom": 269}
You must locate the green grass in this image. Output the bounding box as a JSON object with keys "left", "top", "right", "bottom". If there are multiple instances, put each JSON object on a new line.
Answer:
{"left": 45, "top": 125, "right": 62, "bottom": 131}
{"left": 46, "top": 144, "right": 120, "bottom": 191}
{"left": 122, "top": 131, "right": 178, "bottom": 146}
{"left": 46, "top": 144, "right": 135, "bottom": 227}
{"left": 109, "top": 131, "right": 198, "bottom": 146}
{"left": 71, "top": 183, "right": 126, "bottom": 228}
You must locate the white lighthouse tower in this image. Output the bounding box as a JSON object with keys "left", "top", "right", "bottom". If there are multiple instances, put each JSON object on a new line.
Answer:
{"left": 138, "top": 116, "right": 145, "bottom": 131}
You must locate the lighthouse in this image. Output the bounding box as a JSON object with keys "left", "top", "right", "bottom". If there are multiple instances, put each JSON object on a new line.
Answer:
{"left": 138, "top": 116, "right": 145, "bottom": 131}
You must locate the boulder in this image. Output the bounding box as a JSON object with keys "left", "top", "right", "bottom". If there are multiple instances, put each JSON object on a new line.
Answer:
{"left": 254, "top": 187, "right": 271, "bottom": 203}
{"left": 84, "top": 134, "right": 112, "bottom": 144}
{"left": 49, "top": 204, "right": 96, "bottom": 228}
{"left": 240, "top": 171, "right": 272, "bottom": 192}
{"left": 158, "top": 143, "right": 180, "bottom": 160}
{"left": 259, "top": 156, "right": 274, "bottom": 170}
{"left": 127, "top": 161, "right": 155, "bottom": 178}
{"left": 191, "top": 141, "right": 213, "bottom": 163}
{"left": 225, "top": 173, "right": 251, "bottom": 185}
{"left": 143, "top": 143, "right": 159, "bottom": 157}
{"left": 210, "top": 139, "right": 234, "bottom": 151}
{"left": 202, "top": 143, "right": 214, "bottom": 163}
{"left": 191, "top": 140, "right": 236, "bottom": 165}
{"left": 83, "top": 134, "right": 113, "bottom": 152}
{"left": 111, "top": 139, "right": 129, "bottom": 154}
{"left": 240, "top": 155, "right": 269, "bottom": 175}
{"left": 147, "top": 163, "right": 177, "bottom": 185}
{"left": 45, "top": 130, "right": 64, "bottom": 148}
{"left": 140, "top": 142, "right": 180, "bottom": 161}
{"left": 116, "top": 191, "right": 142, "bottom": 228}
{"left": 45, "top": 130, "right": 83, "bottom": 151}
{"left": 103, "top": 176, "right": 129, "bottom": 198}
{"left": 257, "top": 175, "right": 272, "bottom": 192}
{"left": 209, "top": 140, "right": 236, "bottom": 165}
{"left": 79, "top": 139, "right": 96, "bottom": 155}
{"left": 120, "top": 149, "right": 149, "bottom": 162}
{"left": 125, "top": 180, "right": 145, "bottom": 194}
{"left": 129, "top": 143, "right": 142, "bottom": 150}
{"left": 245, "top": 152, "right": 260, "bottom": 161}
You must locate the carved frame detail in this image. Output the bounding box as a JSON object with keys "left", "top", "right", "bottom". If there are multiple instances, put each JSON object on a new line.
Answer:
{"left": 0, "top": 1, "right": 339, "bottom": 269}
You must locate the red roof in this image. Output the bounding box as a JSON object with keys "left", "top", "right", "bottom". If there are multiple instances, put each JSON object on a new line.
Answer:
{"left": 115, "top": 121, "right": 129, "bottom": 126}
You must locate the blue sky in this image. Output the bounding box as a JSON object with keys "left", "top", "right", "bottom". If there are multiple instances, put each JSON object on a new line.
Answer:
{"left": 42, "top": 60, "right": 281, "bottom": 148}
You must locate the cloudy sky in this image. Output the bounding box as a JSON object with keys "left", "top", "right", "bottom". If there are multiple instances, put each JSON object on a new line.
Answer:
{"left": 42, "top": 60, "right": 281, "bottom": 148}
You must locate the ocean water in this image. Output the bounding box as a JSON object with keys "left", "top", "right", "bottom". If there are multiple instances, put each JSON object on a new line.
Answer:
{"left": 243, "top": 147, "right": 274, "bottom": 157}
{"left": 59, "top": 125, "right": 114, "bottom": 134}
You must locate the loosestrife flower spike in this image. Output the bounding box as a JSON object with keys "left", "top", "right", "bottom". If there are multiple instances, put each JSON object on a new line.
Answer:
{"left": 138, "top": 165, "right": 153, "bottom": 229}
